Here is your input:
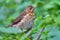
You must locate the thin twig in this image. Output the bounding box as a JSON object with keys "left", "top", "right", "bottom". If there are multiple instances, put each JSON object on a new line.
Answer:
{"left": 35, "top": 27, "right": 45, "bottom": 40}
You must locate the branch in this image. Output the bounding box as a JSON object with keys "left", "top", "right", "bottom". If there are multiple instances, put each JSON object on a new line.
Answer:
{"left": 35, "top": 27, "right": 45, "bottom": 40}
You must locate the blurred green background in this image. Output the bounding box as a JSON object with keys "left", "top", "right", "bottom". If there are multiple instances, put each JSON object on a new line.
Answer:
{"left": 0, "top": 0, "right": 60, "bottom": 40}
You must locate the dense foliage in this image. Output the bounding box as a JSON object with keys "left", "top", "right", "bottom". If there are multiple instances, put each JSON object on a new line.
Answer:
{"left": 0, "top": 0, "right": 60, "bottom": 40}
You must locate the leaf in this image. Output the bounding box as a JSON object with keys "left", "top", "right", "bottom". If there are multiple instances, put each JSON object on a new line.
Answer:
{"left": 0, "top": 27, "right": 22, "bottom": 34}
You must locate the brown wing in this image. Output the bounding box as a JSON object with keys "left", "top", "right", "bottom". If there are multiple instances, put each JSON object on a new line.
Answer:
{"left": 11, "top": 11, "right": 27, "bottom": 25}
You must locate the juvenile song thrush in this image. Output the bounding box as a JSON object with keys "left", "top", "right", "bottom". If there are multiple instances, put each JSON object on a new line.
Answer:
{"left": 9, "top": 6, "right": 35, "bottom": 31}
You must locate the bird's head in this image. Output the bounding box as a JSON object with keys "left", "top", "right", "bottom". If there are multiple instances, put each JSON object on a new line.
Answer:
{"left": 25, "top": 6, "right": 34, "bottom": 13}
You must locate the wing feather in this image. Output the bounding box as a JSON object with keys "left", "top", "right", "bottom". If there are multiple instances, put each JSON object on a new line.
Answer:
{"left": 11, "top": 11, "right": 27, "bottom": 25}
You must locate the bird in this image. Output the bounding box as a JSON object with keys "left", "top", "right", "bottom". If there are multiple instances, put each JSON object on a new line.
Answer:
{"left": 9, "top": 6, "right": 35, "bottom": 31}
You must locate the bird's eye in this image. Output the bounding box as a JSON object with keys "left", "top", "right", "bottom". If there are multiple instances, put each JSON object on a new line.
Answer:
{"left": 29, "top": 7, "right": 32, "bottom": 10}
{"left": 30, "top": 8, "right": 32, "bottom": 10}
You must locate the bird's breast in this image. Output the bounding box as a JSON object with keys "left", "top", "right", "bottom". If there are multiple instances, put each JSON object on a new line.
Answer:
{"left": 12, "top": 13, "right": 35, "bottom": 30}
